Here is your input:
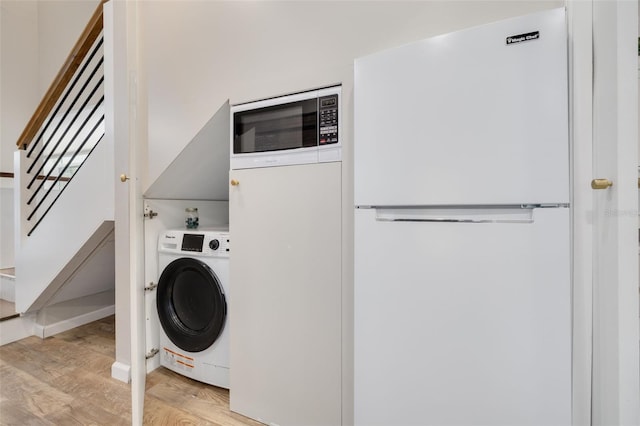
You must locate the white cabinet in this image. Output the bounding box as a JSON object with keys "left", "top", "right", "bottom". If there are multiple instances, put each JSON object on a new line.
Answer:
{"left": 229, "top": 162, "right": 342, "bottom": 426}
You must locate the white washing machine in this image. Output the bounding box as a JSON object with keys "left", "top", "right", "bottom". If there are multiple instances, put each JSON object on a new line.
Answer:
{"left": 157, "top": 227, "right": 230, "bottom": 388}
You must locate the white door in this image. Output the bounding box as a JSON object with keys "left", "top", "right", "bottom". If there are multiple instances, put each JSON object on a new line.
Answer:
{"left": 589, "top": 1, "right": 639, "bottom": 424}
{"left": 106, "top": 1, "right": 146, "bottom": 424}
{"left": 229, "top": 162, "right": 342, "bottom": 426}
{"left": 354, "top": 207, "right": 571, "bottom": 426}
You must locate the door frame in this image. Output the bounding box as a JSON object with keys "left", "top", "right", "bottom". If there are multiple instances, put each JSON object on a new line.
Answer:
{"left": 106, "top": 0, "right": 146, "bottom": 424}
{"left": 567, "top": 2, "right": 594, "bottom": 424}
{"left": 105, "top": 0, "right": 132, "bottom": 385}
{"left": 568, "top": 1, "right": 639, "bottom": 424}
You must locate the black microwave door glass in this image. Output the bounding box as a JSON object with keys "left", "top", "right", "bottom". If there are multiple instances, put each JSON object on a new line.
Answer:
{"left": 233, "top": 98, "right": 317, "bottom": 154}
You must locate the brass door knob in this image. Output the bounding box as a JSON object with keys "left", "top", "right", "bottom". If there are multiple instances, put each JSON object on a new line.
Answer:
{"left": 120, "top": 174, "right": 130, "bottom": 183}
{"left": 591, "top": 178, "right": 613, "bottom": 190}
{"left": 230, "top": 179, "right": 240, "bottom": 186}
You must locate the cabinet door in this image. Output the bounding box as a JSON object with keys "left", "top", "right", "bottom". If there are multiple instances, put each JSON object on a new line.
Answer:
{"left": 229, "top": 162, "right": 342, "bottom": 426}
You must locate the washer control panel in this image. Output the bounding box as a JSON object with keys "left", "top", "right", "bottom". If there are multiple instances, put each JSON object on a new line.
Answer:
{"left": 159, "top": 229, "right": 230, "bottom": 258}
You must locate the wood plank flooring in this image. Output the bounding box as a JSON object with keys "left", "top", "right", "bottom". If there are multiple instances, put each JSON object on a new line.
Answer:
{"left": 0, "top": 315, "right": 263, "bottom": 425}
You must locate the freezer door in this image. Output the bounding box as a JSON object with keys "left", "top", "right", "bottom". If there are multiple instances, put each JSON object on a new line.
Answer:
{"left": 354, "top": 8, "right": 568, "bottom": 206}
{"left": 354, "top": 207, "right": 571, "bottom": 426}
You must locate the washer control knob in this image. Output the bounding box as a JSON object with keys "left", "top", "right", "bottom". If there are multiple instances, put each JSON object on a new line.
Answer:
{"left": 209, "top": 239, "right": 220, "bottom": 251}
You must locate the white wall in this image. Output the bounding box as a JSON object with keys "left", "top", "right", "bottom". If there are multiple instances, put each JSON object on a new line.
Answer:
{"left": 0, "top": 0, "right": 99, "bottom": 168}
{"left": 0, "top": 1, "right": 38, "bottom": 268}
{"left": 15, "top": 137, "right": 114, "bottom": 313}
{"left": 36, "top": 0, "right": 100, "bottom": 96}
{"left": 0, "top": 186, "right": 14, "bottom": 269}
{"left": 0, "top": 0, "right": 99, "bottom": 270}
{"left": 0, "top": 1, "right": 37, "bottom": 169}
{"left": 141, "top": 0, "right": 562, "bottom": 189}
{"left": 138, "top": 1, "right": 564, "bottom": 423}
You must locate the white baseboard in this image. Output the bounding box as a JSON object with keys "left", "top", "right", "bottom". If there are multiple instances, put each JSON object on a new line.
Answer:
{"left": 33, "top": 305, "right": 115, "bottom": 339}
{"left": 111, "top": 361, "right": 131, "bottom": 383}
{"left": 0, "top": 313, "right": 35, "bottom": 345}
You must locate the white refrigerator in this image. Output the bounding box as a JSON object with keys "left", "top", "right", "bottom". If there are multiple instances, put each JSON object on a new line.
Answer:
{"left": 354, "top": 8, "right": 570, "bottom": 426}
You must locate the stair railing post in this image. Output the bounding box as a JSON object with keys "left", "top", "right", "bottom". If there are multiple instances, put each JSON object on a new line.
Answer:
{"left": 14, "top": 149, "right": 31, "bottom": 249}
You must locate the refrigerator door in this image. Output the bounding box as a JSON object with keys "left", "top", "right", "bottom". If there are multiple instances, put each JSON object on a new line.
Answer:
{"left": 354, "top": 207, "right": 571, "bottom": 426}
{"left": 354, "top": 8, "right": 568, "bottom": 206}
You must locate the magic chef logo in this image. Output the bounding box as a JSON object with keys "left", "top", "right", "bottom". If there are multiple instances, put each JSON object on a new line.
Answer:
{"left": 506, "top": 31, "right": 540, "bottom": 45}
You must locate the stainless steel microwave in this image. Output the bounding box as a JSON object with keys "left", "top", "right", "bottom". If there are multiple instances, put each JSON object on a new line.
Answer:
{"left": 230, "top": 86, "right": 341, "bottom": 170}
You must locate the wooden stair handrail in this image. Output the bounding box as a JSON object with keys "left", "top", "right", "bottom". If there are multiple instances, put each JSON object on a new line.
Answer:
{"left": 15, "top": 0, "right": 107, "bottom": 149}
{"left": 0, "top": 172, "right": 70, "bottom": 182}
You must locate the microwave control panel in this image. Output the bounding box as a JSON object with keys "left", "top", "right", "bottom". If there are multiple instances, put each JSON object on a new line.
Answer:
{"left": 319, "top": 95, "right": 339, "bottom": 145}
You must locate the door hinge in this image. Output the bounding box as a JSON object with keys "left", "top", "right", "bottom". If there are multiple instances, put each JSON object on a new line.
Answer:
{"left": 144, "top": 282, "right": 157, "bottom": 292}
{"left": 146, "top": 348, "right": 159, "bottom": 359}
{"left": 144, "top": 208, "right": 158, "bottom": 219}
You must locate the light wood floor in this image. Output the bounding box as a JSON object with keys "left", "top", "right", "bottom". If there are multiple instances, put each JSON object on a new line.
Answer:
{"left": 0, "top": 316, "right": 263, "bottom": 425}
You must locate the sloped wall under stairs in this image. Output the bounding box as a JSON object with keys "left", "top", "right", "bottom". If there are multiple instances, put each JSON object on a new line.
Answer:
{"left": 14, "top": 132, "right": 114, "bottom": 314}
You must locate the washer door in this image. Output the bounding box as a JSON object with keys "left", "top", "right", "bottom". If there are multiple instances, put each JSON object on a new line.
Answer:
{"left": 157, "top": 257, "right": 226, "bottom": 353}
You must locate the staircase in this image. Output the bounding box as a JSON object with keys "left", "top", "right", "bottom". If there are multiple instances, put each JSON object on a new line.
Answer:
{"left": 0, "top": 268, "right": 18, "bottom": 321}
{"left": 3, "top": 0, "right": 114, "bottom": 344}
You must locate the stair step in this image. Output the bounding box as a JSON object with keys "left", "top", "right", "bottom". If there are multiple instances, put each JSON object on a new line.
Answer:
{"left": 0, "top": 270, "right": 15, "bottom": 303}
{"left": 0, "top": 299, "right": 19, "bottom": 322}
{"left": 0, "top": 268, "right": 15, "bottom": 279}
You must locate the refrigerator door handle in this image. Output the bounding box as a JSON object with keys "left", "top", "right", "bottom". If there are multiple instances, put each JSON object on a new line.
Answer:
{"left": 374, "top": 206, "right": 537, "bottom": 224}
